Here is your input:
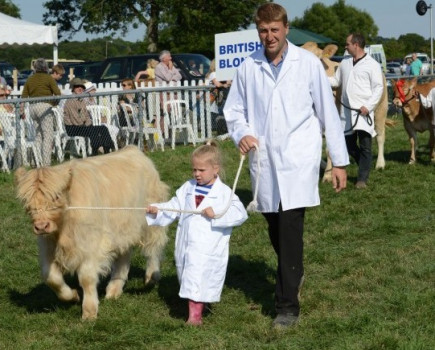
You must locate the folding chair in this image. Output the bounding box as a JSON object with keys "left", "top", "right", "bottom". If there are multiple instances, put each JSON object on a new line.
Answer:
{"left": 164, "top": 100, "right": 196, "bottom": 150}
{"left": 52, "top": 107, "right": 87, "bottom": 159}
{"left": 86, "top": 105, "right": 118, "bottom": 150}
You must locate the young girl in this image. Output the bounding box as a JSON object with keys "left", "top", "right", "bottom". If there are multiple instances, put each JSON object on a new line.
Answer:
{"left": 146, "top": 141, "right": 248, "bottom": 325}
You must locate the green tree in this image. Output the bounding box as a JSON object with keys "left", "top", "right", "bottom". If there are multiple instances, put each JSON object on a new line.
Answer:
{"left": 157, "top": 0, "right": 266, "bottom": 55}
{"left": 291, "top": 0, "right": 378, "bottom": 52}
{"left": 42, "top": 0, "right": 267, "bottom": 54}
{"left": 397, "top": 33, "right": 428, "bottom": 55}
{"left": 0, "top": 0, "right": 20, "bottom": 17}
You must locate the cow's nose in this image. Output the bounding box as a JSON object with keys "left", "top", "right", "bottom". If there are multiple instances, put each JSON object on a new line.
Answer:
{"left": 34, "top": 221, "right": 49, "bottom": 234}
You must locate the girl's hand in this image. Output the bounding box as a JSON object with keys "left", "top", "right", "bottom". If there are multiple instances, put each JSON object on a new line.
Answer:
{"left": 202, "top": 207, "right": 215, "bottom": 219}
{"left": 146, "top": 206, "right": 158, "bottom": 215}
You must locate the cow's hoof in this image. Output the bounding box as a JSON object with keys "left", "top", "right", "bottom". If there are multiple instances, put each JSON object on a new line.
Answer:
{"left": 145, "top": 271, "right": 161, "bottom": 285}
{"left": 321, "top": 176, "right": 332, "bottom": 183}
{"left": 81, "top": 307, "right": 98, "bottom": 320}
{"left": 105, "top": 281, "right": 124, "bottom": 299}
{"left": 408, "top": 159, "right": 416, "bottom": 165}
{"left": 59, "top": 289, "right": 80, "bottom": 303}
{"left": 81, "top": 312, "right": 98, "bottom": 321}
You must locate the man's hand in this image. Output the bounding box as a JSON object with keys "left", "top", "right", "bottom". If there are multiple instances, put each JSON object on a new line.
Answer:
{"left": 238, "top": 135, "right": 259, "bottom": 154}
{"left": 331, "top": 166, "right": 347, "bottom": 193}
{"left": 359, "top": 106, "right": 369, "bottom": 116}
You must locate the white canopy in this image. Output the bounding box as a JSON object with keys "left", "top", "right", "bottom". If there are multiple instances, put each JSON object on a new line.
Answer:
{"left": 0, "top": 12, "right": 58, "bottom": 64}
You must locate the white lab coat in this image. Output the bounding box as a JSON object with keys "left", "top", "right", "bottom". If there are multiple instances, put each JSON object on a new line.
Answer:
{"left": 223, "top": 41, "right": 349, "bottom": 212}
{"left": 329, "top": 55, "right": 384, "bottom": 136}
{"left": 145, "top": 177, "right": 247, "bottom": 302}
{"left": 417, "top": 88, "right": 435, "bottom": 125}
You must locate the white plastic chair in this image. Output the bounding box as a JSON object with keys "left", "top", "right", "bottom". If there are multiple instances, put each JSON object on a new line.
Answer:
{"left": 142, "top": 114, "right": 165, "bottom": 151}
{"left": 86, "top": 105, "right": 112, "bottom": 125}
{"left": 52, "top": 107, "right": 87, "bottom": 160}
{"left": 0, "top": 122, "right": 10, "bottom": 172}
{"left": 119, "top": 103, "right": 140, "bottom": 145}
{"left": 0, "top": 142, "right": 8, "bottom": 172}
{"left": 164, "top": 100, "right": 196, "bottom": 150}
{"left": 0, "top": 112, "right": 42, "bottom": 168}
{"left": 86, "top": 105, "right": 118, "bottom": 150}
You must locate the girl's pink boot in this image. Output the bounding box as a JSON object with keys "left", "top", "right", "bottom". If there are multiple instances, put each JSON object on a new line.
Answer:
{"left": 186, "top": 300, "right": 204, "bottom": 326}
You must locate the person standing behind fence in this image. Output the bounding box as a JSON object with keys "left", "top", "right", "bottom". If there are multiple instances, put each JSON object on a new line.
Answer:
{"left": 51, "top": 64, "right": 65, "bottom": 82}
{"left": 21, "top": 58, "right": 61, "bottom": 166}
{"left": 410, "top": 53, "right": 423, "bottom": 76}
{"left": 135, "top": 58, "right": 159, "bottom": 84}
{"left": 155, "top": 50, "right": 182, "bottom": 83}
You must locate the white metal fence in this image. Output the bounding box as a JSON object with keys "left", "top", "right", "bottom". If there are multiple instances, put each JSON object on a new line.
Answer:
{"left": 0, "top": 81, "right": 229, "bottom": 172}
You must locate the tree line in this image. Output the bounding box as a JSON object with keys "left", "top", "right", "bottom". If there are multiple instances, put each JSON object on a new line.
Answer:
{"left": 1, "top": 0, "right": 432, "bottom": 70}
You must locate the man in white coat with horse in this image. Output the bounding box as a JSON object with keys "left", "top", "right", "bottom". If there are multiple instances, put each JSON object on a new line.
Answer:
{"left": 329, "top": 33, "right": 384, "bottom": 189}
{"left": 224, "top": 3, "right": 349, "bottom": 328}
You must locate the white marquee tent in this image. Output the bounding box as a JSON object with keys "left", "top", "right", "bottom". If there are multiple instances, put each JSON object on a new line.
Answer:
{"left": 0, "top": 12, "right": 58, "bottom": 64}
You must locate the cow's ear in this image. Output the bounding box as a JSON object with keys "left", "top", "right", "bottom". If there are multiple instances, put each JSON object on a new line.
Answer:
{"left": 57, "top": 164, "right": 73, "bottom": 191}
{"left": 14, "top": 167, "right": 27, "bottom": 185}
{"left": 323, "top": 44, "right": 338, "bottom": 58}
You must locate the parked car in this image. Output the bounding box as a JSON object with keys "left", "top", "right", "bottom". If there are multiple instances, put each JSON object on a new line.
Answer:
{"left": 93, "top": 53, "right": 211, "bottom": 85}
{"left": 386, "top": 62, "right": 402, "bottom": 75}
{"left": 59, "top": 61, "right": 104, "bottom": 85}
{"left": 0, "top": 61, "right": 26, "bottom": 87}
{"left": 330, "top": 55, "right": 345, "bottom": 63}
{"left": 19, "top": 69, "right": 34, "bottom": 79}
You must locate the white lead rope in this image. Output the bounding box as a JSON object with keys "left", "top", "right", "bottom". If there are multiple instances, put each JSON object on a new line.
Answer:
{"left": 67, "top": 145, "right": 261, "bottom": 217}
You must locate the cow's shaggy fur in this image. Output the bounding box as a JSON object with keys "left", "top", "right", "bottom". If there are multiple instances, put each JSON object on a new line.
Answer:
{"left": 15, "top": 146, "right": 169, "bottom": 319}
{"left": 392, "top": 78, "right": 435, "bottom": 163}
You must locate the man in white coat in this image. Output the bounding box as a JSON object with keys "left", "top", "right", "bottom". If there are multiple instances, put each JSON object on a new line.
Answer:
{"left": 329, "top": 33, "right": 384, "bottom": 189}
{"left": 223, "top": 3, "right": 349, "bottom": 328}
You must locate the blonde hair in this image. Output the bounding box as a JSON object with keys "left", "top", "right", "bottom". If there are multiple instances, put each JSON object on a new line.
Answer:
{"left": 206, "top": 59, "right": 216, "bottom": 79}
{"left": 191, "top": 139, "right": 225, "bottom": 179}
{"left": 52, "top": 64, "right": 65, "bottom": 75}
{"left": 147, "top": 59, "right": 159, "bottom": 69}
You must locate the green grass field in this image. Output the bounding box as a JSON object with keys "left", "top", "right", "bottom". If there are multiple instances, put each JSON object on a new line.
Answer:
{"left": 0, "top": 116, "right": 434, "bottom": 350}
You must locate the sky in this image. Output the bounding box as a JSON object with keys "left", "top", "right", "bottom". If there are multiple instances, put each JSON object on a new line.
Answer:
{"left": 10, "top": 0, "right": 435, "bottom": 42}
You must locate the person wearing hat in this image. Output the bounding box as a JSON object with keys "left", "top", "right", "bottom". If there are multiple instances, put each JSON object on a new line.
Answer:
{"left": 63, "top": 78, "right": 115, "bottom": 155}
{"left": 21, "top": 57, "right": 61, "bottom": 166}
{"left": 83, "top": 81, "right": 97, "bottom": 106}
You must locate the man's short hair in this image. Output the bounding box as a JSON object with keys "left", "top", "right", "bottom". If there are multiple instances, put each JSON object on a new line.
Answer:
{"left": 350, "top": 33, "right": 366, "bottom": 49}
{"left": 254, "top": 3, "right": 288, "bottom": 27}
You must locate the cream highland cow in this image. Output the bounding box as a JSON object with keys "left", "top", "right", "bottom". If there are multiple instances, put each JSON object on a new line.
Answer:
{"left": 15, "top": 146, "right": 169, "bottom": 320}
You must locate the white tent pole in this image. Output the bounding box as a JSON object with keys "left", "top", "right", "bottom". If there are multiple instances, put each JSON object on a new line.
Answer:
{"left": 53, "top": 24, "right": 59, "bottom": 65}
{"left": 53, "top": 43, "right": 58, "bottom": 65}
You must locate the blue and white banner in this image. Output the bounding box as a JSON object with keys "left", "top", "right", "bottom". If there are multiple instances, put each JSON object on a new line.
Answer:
{"left": 215, "top": 29, "right": 263, "bottom": 81}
